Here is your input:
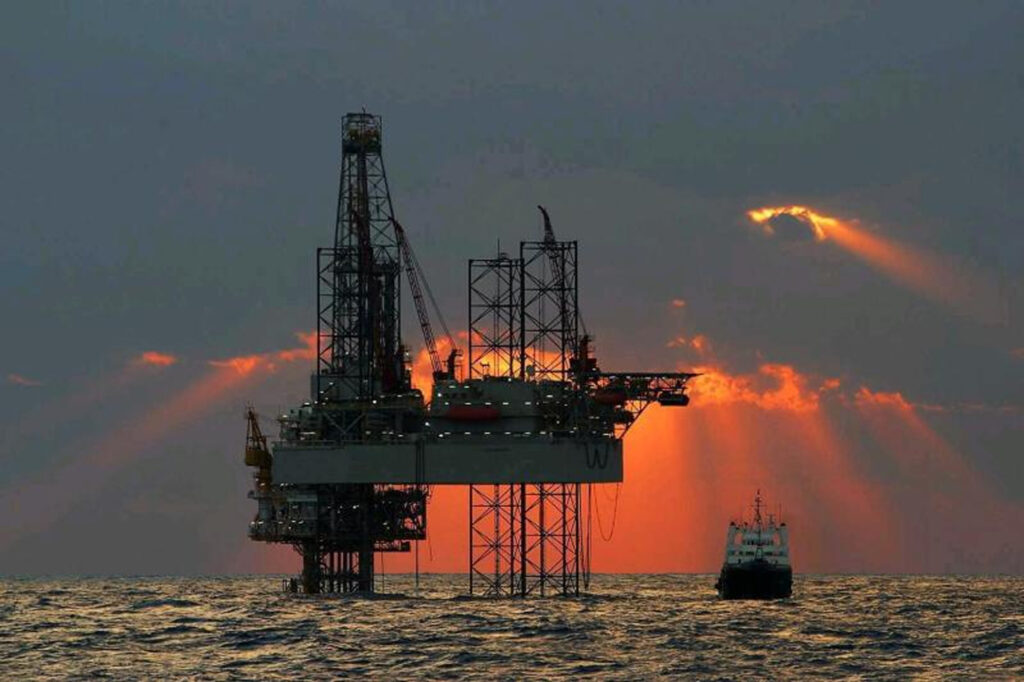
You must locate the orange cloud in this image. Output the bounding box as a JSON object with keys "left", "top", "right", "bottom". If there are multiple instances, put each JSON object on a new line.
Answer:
{"left": 410, "top": 338, "right": 451, "bottom": 396}
{"left": 853, "top": 386, "right": 913, "bottom": 411}
{"left": 689, "top": 363, "right": 830, "bottom": 412}
{"left": 209, "top": 355, "right": 266, "bottom": 376}
{"left": 748, "top": 205, "right": 1005, "bottom": 323}
{"left": 670, "top": 298, "right": 686, "bottom": 308}
{"left": 208, "top": 331, "right": 317, "bottom": 376}
{"left": 852, "top": 386, "right": 1019, "bottom": 415}
{"left": 7, "top": 373, "right": 42, "bottom": 387}
{"left": 667, "top": 334, "right": 711, "bottom": 355}
{"left": 820, "top": 377, "right": 841, "bottom": 393}
{"left": 748, "top": 205, "right": 831, "bottom": 240}
{"left": 135, "top": 351, "right": 178, "bottom": 367}
{"left": 276, "top": 331, "right": 318, "bottom": 362}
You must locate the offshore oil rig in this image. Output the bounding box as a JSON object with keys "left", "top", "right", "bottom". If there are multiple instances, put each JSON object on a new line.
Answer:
{"left": 243, "top": 112, "right": 695, "bottom": 596}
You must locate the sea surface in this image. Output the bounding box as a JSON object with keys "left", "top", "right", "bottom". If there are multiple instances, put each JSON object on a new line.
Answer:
{"left": 1, "top": 574, "right": 1020, "bottom": 679}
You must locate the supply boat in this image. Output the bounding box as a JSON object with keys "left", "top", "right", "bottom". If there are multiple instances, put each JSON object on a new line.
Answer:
{"left": 715, "top": 490, "right": 792, "bottom": 599}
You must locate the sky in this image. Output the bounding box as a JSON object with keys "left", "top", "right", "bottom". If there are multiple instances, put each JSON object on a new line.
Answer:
{"left": 1, "top": 2, "right": 1022, "bottom": 576}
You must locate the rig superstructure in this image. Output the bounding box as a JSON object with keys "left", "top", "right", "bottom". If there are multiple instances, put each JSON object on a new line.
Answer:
{"left": 245, "top": 112, "right": 695, "bottom": 596}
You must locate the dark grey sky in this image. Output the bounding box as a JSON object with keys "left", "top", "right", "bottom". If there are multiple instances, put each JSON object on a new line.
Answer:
{"left": 1, "top": 2, "right": 1022, "bottom": 575}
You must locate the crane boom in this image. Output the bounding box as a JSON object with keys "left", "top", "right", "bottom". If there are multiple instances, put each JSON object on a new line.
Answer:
{"left": 538, "top": 204, "right": 556, "bottom": 244}
{"left": 394, "top": 220, "right": 459, "bottom": 380}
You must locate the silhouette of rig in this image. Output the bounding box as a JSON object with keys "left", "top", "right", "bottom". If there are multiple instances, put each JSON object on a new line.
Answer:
{"left": 245, "top": 112, "right": 695, "bottom": 596}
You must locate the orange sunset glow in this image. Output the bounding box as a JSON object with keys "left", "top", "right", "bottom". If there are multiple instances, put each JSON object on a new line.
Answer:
{"left": 0, "top": 361, "right": 259, "bottom": 551}
{"left": 8, "top": 8, "right": 1024, "bottom": 678}
{"left": 208, "top": 331, "right": 317, "bottom": 376}
{"left": 379, "top": 346, "right": 1023, "bottom": 575}
{"left": 0, "top": 332, "right": 321, "bottom": 552}
{"left": 747, "top": 205, "right": 1006, "bottom": 323}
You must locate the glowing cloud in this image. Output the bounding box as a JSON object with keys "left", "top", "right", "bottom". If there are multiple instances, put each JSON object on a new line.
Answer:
{"left": 689, "top": 363, "right": 833, "bottom": 413}
{"left": 134, "top": 351, "right": 179, "bottom": 367}
{"left": 667, "top": 334, "right": 711, "bottom": 355}
{"left": 7, "top": 373, "right": 42, "bottom": 387}
{"left": 748, "top": 205, "right": 831, "bottom": 241}
{"left": 747, "top": 205, "right": 1005, "bottom": 323}
{"left": 851, "top": 385, "right": 1018, "bottom": 416}
{"left": 208, "top": 331, "right": 317, "bottom": 376}
{"left": 410, "top": 337, "right": 458, "bottom": 396}
{"left": 670, "top": 298, "right": 687, "bottom": 308}
{"left": 853, "top": 386, "right": 913, "bottom": 411}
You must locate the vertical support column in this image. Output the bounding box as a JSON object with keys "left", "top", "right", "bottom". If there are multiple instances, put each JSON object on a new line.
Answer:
{"left": 358, "top": 485, "right": 375, "bottom": 592}
{"left": 470, "top": 484, "right": 516, "bottom": 597}
{"left": 300, "top": 540, "right": 321, "bottom": 594}
{"left": 469, "top": 482, "right": 581, "bottom": 597}
{"left": 519, "top": 483, "right": 527, "bottom": 597}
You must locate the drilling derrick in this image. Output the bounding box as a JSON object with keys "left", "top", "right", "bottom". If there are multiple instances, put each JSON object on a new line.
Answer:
{"left": 248, "top": 113, "right": 427, "bottom": 594}
{"left": 244, "top": 113, "right": 696, "bottom": 596}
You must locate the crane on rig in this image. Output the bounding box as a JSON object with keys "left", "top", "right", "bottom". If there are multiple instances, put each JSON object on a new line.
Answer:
{"left": 538, "top": 204, "right": 588, "bottom": 363}
{"left": 394, "top": 220, "right": 461, "bottom": 381}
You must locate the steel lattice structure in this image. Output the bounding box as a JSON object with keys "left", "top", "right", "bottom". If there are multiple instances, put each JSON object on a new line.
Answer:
{"left": 468, "top": 253, "right": 522, "bottom": 379}
{"left": 318, "top": 113, "right": 401, "bottom": 400}
{"left": 245, "top": 115, "right": 696, "bottom": 598}
{"left": 520, "top": 240, "right": 579, "bottom": 382}
{"left": 251, "top": 113, "right": 427, "bottom": 594}
{"left": 470, "top": 483, "right": 581, "bottom": 597}
{"left": 467, "top": 229, "right": 584, "bottom": 597}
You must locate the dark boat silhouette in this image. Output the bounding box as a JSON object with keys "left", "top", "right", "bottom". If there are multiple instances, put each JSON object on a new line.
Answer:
{"left": 715, "top": 490, "right": 792, "bottom": 599}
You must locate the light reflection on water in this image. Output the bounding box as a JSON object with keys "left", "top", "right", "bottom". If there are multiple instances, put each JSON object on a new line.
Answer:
{"left": 0, "top": 574, "right": 1020, "bottom": 679}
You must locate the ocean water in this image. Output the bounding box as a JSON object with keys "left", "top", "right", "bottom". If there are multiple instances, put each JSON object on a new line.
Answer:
{"left": 1, "top": 574, "right": 1020, "bottom": 679}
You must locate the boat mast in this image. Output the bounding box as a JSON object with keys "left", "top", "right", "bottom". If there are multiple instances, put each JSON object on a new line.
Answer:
{"left": 753, "top": 489, "right": 764, "bottom": 557}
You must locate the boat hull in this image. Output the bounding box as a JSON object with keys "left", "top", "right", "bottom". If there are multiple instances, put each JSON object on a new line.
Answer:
{"left": 716, "top": 561, "right": 792, "bottom": 599}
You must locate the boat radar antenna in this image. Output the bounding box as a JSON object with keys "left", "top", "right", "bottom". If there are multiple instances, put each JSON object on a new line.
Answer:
{"left": 753, "top": 489, "right": 765, "bottom": 556}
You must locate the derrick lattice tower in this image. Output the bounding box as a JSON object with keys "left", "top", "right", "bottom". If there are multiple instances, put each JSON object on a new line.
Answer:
{"left": 250, "top": 113, "right": 426, "bottom": 594}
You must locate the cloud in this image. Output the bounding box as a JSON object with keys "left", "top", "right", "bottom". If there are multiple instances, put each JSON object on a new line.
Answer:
{"left": 748, "top": 205, "right": 830, "bottom": 241}
{"left": 670, "top": 298, "right": 686, "bottom": 308}
{"left": 689, "top": 363, "right": 832, "bottom": 412}
{"left": 853, "top": 386, "right": 913, "bottom": 411}
{"left": 747, "top": 205, "right": 1006, "bottom": 323}
{"left": 7, "top": 373, "right": 42, "bottom": 387}
{"left": 852, "top": 385, "right": 1019, "bottom": 415}
{"left": 134, "top": 351, "right": 179, "bottom": 367}
{"left": 666, "top": 334, "right": 711, "bottom": 355}
{"left": 207, "top": 331, "right": 316, "bottom": 376}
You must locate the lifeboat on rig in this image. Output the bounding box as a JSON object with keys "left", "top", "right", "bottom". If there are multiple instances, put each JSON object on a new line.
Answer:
{"left": 444, "top": 404, "right": 501, "bottom": 421}
{"left": 593, "top": 386, "right": 628, "bottom": 406}
{"left": 657, "top": 390, "right": 690, "bottom": 407}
